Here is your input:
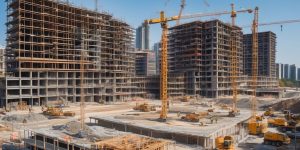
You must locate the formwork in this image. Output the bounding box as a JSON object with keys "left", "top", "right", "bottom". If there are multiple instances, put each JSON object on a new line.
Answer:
{"left": 1, "top": 0, "right": 137, "bottom": 107}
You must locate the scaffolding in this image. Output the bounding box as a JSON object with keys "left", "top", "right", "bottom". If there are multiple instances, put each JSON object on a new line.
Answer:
{"left": 1, "top": 0, "right": 136, "bottom": 107}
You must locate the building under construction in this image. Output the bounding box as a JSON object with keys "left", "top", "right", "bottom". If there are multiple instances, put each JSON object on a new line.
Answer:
{"left": 0, "top": 0, "right": 280, "bottom": 108}
{"left": 168, "top": 20, "right": 244, "bottom": 98}
{"left": 0, "top": 0, "right": 138, "bottom": 107}
{"left": 243, "top": 31, "right": 277, "bottom": 78}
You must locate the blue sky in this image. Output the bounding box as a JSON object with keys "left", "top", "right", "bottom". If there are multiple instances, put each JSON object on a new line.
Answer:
{"left": 0, "top": 0, "right": 299, "bottom": 66}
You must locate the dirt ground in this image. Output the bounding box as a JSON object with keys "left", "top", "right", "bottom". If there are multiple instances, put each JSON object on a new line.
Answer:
{"left": 0, "top": 94, "right": 299, "bottom": 149}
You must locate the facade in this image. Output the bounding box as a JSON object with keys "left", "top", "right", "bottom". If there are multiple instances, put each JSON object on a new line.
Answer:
{"left": 134, "top": 50, "right": 156, "bottom": 76}
{"left": 135, "top": 24, "right": 150, "bottom": 50}
{"left": 168, "top": 20, "right": 244, "bottom": 98}
{"left": 1, "top": 0, "right": 138, "bottom": 107}
{"left": 153, "top": 42, "right": 161, "bottom": 75}
{"left": 243, "top": 31, "right": 276, "bottom": 77}
{"left": 289, "top": 64, "right": 297, "bottom": 80}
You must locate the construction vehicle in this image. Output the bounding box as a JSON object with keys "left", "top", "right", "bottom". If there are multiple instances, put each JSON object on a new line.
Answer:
{"left": 264, "top": 107, "right": 274, "bottom": 116}
{"left": 43, "top": 106, "right": 75, "bottom": 117}
{"left": 181, "top": 112, "right": 208, "bottom": 122}
{"left": 263, "top": 131, "right": 290, "bottom": 146}
{"left": 43, "top": 106, "right": 64, "bottom": 116}
{"left": 145, "top": 5, "right": 252, "bottom": 121}
{"left": 215, "top": 136, "right": 235, "bottom": 150}
{"left": 133, "top": 103, "right": 156, "bottom": 112}
{"left": 181, "top": 96, "right": 190, "bottom": 102}
{"left": 268, "top": 117, "right": 288, "bottom": 127}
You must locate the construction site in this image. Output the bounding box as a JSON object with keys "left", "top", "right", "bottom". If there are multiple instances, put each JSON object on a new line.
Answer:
{"left": 0, "top": 0, "right": 300, "bottom": 150}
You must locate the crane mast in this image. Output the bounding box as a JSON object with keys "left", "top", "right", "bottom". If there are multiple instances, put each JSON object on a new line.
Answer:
{"left": 176, "top": 0, "right": 186, "bottom": 25}
{"left": 230, "top": 3, "right": 238, "bottom": 114}
{"left": 251, "top": 7, "right": 259, "bottom": 119}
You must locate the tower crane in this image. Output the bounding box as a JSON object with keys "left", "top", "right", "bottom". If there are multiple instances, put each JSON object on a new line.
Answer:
{"left": 251, "top": 7, "right": 259, "bottom": 120}
{"left": 176, "top": 0, "right": 186, "bottom": 25}
{"left": 229, "top": 3, "right": 239, "bottom": 117}
{"left": 144, "top": 6, "right": 252, "bottom": 121}
{"left": 242, "top": 19, "right": 300, "bottom": 28}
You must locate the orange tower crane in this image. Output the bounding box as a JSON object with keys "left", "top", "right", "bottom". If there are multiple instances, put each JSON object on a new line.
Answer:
{"left": 230, "top": 3, "right": 239, "bottom": 115}
{"left": 251, "top": 7, "right": 259, "bottom": 119}
{"left": 144, "top": 5, "right": 252, "bottom": 121}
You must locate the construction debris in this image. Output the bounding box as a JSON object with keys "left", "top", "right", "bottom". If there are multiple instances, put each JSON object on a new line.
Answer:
{"left": 1, "top": 113, "right": 48, "bottom": 123}
{"left": 92, "top": 134, "right": 173, "bottom": 150}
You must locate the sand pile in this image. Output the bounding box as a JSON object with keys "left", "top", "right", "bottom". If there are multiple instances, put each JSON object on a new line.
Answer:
{"left": 216, "top": 98, "right": 272, "bottom": 109}
{"left": 53, "top": 121, "right": 125, "bottom": 140}
{"left": 1, "top": 113, "right": 48, "bottom": 123}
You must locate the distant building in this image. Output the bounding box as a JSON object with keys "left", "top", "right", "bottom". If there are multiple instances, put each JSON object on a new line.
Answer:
{"left": 243, "top": 31, "right": 276, "bottom": 77}
{"left": 284, "top": 64, "right": 289, "bottom": 79}
{"left": 290, "top": 64, "right": 297, "bottom": 80}
{"left": 276, "top": 63, "right": 280, "bottom": 79}
{"left": 298, "top": 68, "right": 300, "bottom": 81}
{"left": 135, "top": 24, "right": 150, "bottom": 50}
{"left": 153, "top": 42, "right": 161, "bottom": 74}
{"left": 0, "top": 45, "right": 4, "bottom": 76}
{"left": 135, "top": 50, "right": 156, "bottom": 76}
{"left": 280, "top": 64, "right": 284, "bottom": 79}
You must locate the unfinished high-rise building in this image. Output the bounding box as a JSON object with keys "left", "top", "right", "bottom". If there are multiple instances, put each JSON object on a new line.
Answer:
{"left": 243, "top": 31, "right": 276, "bottom": 77}
{"left": 168, "top": 20, "right": 244, "bottom": 98}
{"left": 0, "top": 0, "right": 136, "bottom": 107}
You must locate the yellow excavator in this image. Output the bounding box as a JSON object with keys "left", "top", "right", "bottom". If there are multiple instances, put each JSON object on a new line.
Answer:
{"left": 133, "top": 103, "right": 156, "bottom": 112}
{"left": 42, "top": 106, "right": 75, "bottom": 117}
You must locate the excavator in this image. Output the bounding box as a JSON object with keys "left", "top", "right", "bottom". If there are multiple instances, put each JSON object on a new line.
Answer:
{"left": 215, "top": 136, "right": 235, "bottom": 150}
{"left": 133, "top": 103, "right": 156, "bottom": 112}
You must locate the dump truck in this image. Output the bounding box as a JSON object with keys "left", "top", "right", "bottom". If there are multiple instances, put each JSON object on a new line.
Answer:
{"left": 264, "top": 132, "right": 290, "bottom": 146}
{"left": 268, "top": 118, "right": 287, "bottom": 127}
{"left": 248, "top": 121, "right": 268, "bottom": 135}
{"left": 215, "top": 136, "right": 234, "bottom": 150}
{"left": 133, "top": 103, "right": 156, "bottom": 112}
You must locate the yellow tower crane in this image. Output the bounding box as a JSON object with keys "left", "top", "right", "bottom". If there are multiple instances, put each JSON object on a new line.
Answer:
{"left": 251, "top": 7, "right": 259, "bottom": 119}
{"left": 229, "top": 3, "right": 239, "bottom": 117}
{"left": 144, "top": 5, "right": 252, "bottom": 121}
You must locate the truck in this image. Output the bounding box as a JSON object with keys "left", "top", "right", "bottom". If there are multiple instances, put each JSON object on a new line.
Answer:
{"left": 264, "top": 131, "right": 290, "bottom": 147}
{"left": 268, "top": 118, "right": 288, "bottom": 127}
{"left": 215, "top": 136, "right": 234, "bottom": 150}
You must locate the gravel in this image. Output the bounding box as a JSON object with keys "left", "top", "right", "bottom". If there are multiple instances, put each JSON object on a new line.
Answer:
{"left": 1, "top": 113, "right": 48, "bottom": 123}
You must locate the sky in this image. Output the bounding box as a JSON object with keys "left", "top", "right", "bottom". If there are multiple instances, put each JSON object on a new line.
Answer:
{"left": 0, "top": 0, "right": 299, "bottom": 66}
